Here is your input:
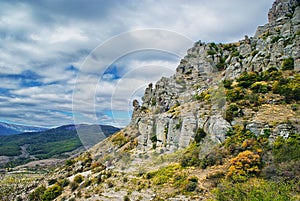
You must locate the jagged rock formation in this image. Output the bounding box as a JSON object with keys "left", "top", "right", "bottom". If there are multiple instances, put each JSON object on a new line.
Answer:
{"left": 128, "top": 0, "right": 300, "bottom": 153}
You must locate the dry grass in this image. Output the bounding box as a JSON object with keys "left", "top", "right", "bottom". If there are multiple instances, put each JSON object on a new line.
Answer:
{"left": 253, "top": 104, "right": 298, "bottom": 125}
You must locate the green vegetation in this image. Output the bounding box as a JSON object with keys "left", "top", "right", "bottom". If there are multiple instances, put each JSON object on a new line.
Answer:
{"left": 41, "top": 184, "right": 62, "bottom": 201}
{"left": 224, "top": 69, "right": 299, "bottom": 110}
{"left": 272, "top": 134, "right": 300, "bottom": 163}
{"left": 0, "top": 127, "right": 83, "bottom": 166}
{"left": 207, "top": 50, "right": 217, "bottom": 55}
{"left": 226, "top": 87, "right": 245, "bottom": 102}
{"left": 214, "top": 178, "right": 299, "bottom": 201}
{"left": 0, "top": 125, "right": 119, "bottom": 167}
{"left": 194, "top": 128, "right": 206, "bottom": 143}
{"left": 150, "top": 135, "right": 158, "bottom": 149}
{"left": 250, "top": 82, "right": 270, "bottom": 93}
{"left": 111, "top": 131, "right": 129, "bottom": 148}
{"left": 225, "top": 103, "right": 240, "bottom": 122}
{"left": 146, "top": 164, "right": 182, "bottom": 185}
{"left": 222, "top": 79, "right": 233, "bottom": 89}
{"left": 74, "top": 174, "right": 84, "bottom": 184}
{"left": 282, "top": 57, "right": 294, "bottom": 70}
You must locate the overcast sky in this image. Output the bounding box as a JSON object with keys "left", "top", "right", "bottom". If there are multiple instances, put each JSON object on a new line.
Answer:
{"left": 0, "top": 0, "right": 274, "bottom": 128}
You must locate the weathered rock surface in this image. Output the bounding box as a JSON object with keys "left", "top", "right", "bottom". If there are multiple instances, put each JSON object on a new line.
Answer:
{"left": 126, "top": 0, "right": 300, "bottom": 154}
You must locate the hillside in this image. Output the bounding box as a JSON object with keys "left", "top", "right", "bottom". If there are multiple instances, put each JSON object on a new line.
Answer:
{"left": 0, "top": 124, "right": 120, "bottom": 168}
{"left": 7, "top": 0, "right": 300, "bottom": 200}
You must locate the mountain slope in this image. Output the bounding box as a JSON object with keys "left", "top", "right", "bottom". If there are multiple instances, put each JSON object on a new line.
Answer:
{"left": 10, "top": 0, "right": 300, "bottom": 200}
{"left": 0, "top": 121, "right": 47, "bottom": 135}
{"left": 0, "top": 124, "right": 120, "bottom": 167}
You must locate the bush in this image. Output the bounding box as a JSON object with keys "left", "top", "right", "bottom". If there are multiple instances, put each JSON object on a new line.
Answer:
{"left": 123, "top": 195, "right": 131, "bottom": 201}
{"left": 41, "top": 184, "right": 62, "bottom": 201}
{"left": 146, "top": 164, "right": 182, "bottom": 185}
{"left": 224, "top": 125, "right": 256, "bottom": 153}
{"left": 74, "top": 174, "right": 84, "bottom": 184}
{"left": 207, "top": 50, "right": 216, "bottom": 55}
{"left": 70, "top": 182, "right": 79, "bottom": 191}
{"left": 272, "top": 135, "right": 300, "bottom": 163}
{"left": 65, "top": 159, "right": 75, "bottom": 166}
{"left": 150, "top": 135, "right": 157, "bottom": 149}
{"left": 48, "top": 179, "right": 57, "bottom": 185}
{"left": 223, "top": 79, "right": 233, "bottom": 89}
{"left": 225, "top": 103, "right": 240, "bottom": 122}
{"left": 195, "top": 128, "right": 207, "bottom": 143}
{"left": 184, "top": 181, "right": 198, "bottom": 192}
{"left": 29, "top": 186, "right": 46, "bottom": 201}
{"left": 282, "top": 57, "right": 294, "bottom": 70}
{"left": 226, "top": 87, "right": 245, "bottom": 102}
{"left": 260, "top": 67, "right": 282, "bottom": 81}
{"left": 57, "top": 179, "right": 70, "bottom": 187}
{"left": 272, "top": 76, "right": 300, "bottom": 103}
{"left": 214, "top": 178, "right": 298, "bottom": 201}
{"left": 237, "top": 72, "right": 258, "bottom": 88}
{"left": 226, "top": 150, "right": 261, "bottom": 182}
{"left": 250, "top": 82, "right": 270, "bottom": 93}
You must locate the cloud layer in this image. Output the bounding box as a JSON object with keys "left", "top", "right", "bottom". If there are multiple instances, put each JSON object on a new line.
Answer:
{"left": 0, "top": 0, "right": 273, "bottom": 127}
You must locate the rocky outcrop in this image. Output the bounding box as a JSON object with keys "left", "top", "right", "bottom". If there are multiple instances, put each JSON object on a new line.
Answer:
{"left": 125, "top": 0, "right": 300, "bottom": 155}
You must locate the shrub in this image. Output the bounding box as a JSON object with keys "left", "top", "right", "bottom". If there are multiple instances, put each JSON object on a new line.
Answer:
{"left": 250, "top": 82, "right": 270, "bottom": 93}
{"left": 260, "top": 67, "right": 281, "bottom": 81}
{"left": 225, "top": 103, "right": 240, "bottom": 122}
{"left": 74, "top": 174, "right": 84, "bottom": 184}
{"left": 272, "top": 76, "right": 300, "bottom": 102}
{"left": 57, "top": 179, "right": 70, "bottom": 187}
{"left": 237, "top": 72, "right": 258, "bottom": 88}
{"left": 41, "top": 184, "right": 62, "bottom": 201}
{"left": 195, "top": 128, "right": 207, "bottom": 143}
{"left": 65, "top": 159, "right": 75, "bottom": 166}
{"left": 231, "top": 50, "right": 239, "bottom": 57}
{"left": 251, "top": 50, "right": 259, "bottom": 57}
{"left": 150, "top": 135, "right": 157, "bottom": 149}
{"left": 271, "top": 35, "right": 281, "bottom": 43}
{"left": 226, "top": 150, "right": 261, "bottom": 182}
{"left": 70, "top": 182, "right": 78, "bottom": 191}
{"left": 291, "top": 104, "right": 299, "bottom": 111}
{"left": 111, "top": 132, "right": 129, "bottom": 148}
{"left": 123, "top": 195, "right": 131, "bottom": 201}
{"left": 146, "top": 164, "right": 182, "bottom": 185}
{"left": 214, "top": 178, "right": 297, "bottom": 201}
{"left": 272, "top": 135, "right": 300, "bottom": 163}
{"left": 48, "top": 179, "right": 57, "bottom": 185}
{"left": 282, "top": 57, "right": 294, "bottom": 70}
{"left": 226, "top": 87, "right": 245, "bottom": 102}
{"left": 207, "top": 50, "right": 216, "bottom": 55}
{"left": 184, "top": 181, "right": 198, "bottom": 192}
{"left": 224, "top": 125, "right": 256, "bottom": 153}
{"left": 29, "top": 186, "right": 46, "bottom": 201}
{"left": 223, "top": 79, "right": 233, "bottom": 89}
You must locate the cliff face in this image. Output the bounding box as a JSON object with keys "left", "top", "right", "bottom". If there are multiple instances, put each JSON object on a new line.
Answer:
{"left": 128, "top": 0, "right": 300, "bottom": 154}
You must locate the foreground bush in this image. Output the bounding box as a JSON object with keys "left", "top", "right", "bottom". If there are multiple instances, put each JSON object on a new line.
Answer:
{"left": 214, "top": 178, "right": 298, "bottom": 201}
{"left": 41, "top": 184, "right": 62, "bottom": 201}
{"left": 226, "top": 150, "right": 261, "bottom": 182}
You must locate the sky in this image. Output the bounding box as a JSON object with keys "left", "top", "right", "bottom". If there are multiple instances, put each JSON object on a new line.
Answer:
{"left": 0, "top": 0, "right": 274, "bottom": 128}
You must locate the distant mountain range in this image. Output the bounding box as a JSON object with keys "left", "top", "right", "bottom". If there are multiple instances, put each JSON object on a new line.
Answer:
{"left": 0, "top": 123, "right": 120, "bottom": 167}
{"left": 0, "top": 121, "right": 47, "bottom": 135}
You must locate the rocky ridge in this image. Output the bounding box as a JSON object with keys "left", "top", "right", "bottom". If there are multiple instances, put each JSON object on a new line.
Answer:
{"left": 128, "top": 0, "right": 300, "bottom": 154}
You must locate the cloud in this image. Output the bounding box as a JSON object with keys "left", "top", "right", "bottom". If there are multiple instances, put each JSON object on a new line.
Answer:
{"left": 0, "top": 0, "right": 274, "bottom": 127}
